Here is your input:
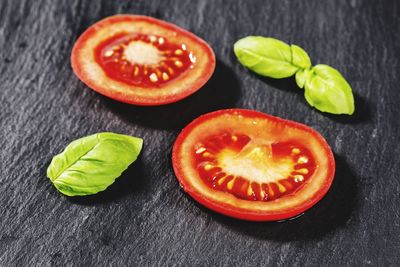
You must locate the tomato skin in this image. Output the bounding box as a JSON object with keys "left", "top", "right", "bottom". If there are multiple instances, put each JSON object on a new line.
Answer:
{"left": 71, "top": 15, "right": 215, "bottom": 106}
{"left": 172, "top": 109, "right": 335, "bottom": 221}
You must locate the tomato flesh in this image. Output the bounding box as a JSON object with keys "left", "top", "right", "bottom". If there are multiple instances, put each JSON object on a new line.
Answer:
{"left": 195, "top": 133, "right": 316, "bottom": 201}
{"left": 71, "top": 15, "right": 215, "bottom": 106}
{"left": 172, "top": 109, "right": 335, "bottom": 221}
{"left": 94, "top": 33, "right": 195, "bottom": 87}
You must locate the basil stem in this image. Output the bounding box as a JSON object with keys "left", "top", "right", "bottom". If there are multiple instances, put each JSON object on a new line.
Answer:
{"left": 234, "top": 36, "right": 355, "bottom": 115}
{"left": 47, "top": 132, "right": 143, "bottom": 196}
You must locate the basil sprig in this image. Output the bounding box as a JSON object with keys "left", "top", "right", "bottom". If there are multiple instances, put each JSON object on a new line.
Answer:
{"left": 234, "top": 36, "right": 355, "bottom": 115}
{"left": 47, "top": 132, "right": 143, "bottom": 196}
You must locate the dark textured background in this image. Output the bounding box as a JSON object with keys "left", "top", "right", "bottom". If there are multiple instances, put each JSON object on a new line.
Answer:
{"left": 1, "top": 0, "right": 399, "bottom": 266}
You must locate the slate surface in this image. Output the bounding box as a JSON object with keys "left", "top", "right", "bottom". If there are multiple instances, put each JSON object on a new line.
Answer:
{"left": 1, "top": 0, "right": 399, "bottom": 266}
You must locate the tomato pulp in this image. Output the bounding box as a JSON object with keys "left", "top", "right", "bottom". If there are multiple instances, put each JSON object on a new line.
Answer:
{"left": 172, "top": 109, "right": 335, "bottom": 221}
{"left": 71, "top": 15, "right": 215, "bottom": 105}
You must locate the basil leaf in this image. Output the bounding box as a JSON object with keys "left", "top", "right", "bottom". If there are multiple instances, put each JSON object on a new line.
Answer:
{"left": 47, "top": 132, "right": 143, "bottom": 196}
{"left": 233, "top": 36, "right": 311, "bottom": 78}
{"left": 296, "top": 64, "right": 355, "bottom": 115}
{"left": 290, "top": 44, "right": 312, "bottom": 70}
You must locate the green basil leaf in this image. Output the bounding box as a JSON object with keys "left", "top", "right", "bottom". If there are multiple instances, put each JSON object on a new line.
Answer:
{"left": 290, "top": 44, "right": 312, "bottom": 70}
{"left": 297, "top": 64, "right": 355, "bottom": 115}
{"left": 233, "top": 36, "right": 311, "bottom": 78}
{"left": 47, "top": 132, "right": 143, "bottom": 196}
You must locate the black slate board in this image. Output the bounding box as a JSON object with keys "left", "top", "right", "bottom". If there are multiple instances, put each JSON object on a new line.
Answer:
{"left": 1, "top": 0, "right": 399, "bottom": 266}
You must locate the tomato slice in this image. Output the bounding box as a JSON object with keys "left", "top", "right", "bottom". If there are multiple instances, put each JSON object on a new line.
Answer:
{"left": 71, "top": 15, "right": 215, "bottom": 106}
{"left": 172, "top": 109, "right": 335, "bottom": 221}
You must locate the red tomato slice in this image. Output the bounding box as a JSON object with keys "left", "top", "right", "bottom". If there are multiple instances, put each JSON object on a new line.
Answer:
{"left": 71, "top": 15, "right": 215, "bottom": 106}
{"left": 172, "top": 109, "right": 335, "bottom": 221}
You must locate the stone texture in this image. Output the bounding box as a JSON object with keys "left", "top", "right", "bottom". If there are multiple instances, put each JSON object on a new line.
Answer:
{"left": 0, "top": 0, "right": 399, "bottom": 266}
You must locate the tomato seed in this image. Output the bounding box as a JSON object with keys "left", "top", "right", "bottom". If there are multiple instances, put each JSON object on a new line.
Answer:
{"left": 104, "top": 50, "right": 114, "bottom": 57}
{"left": 296, "top": 168, "right": 309, "bottom": 174}
{"left": 174, "top": 60, "right": 183, "bottom": 68}
{"left": 149, "top": 73, "right": 158, "bottom": 82}
{"left": 226, "top": 177, "right": 236, "bottom": 190}
{"left": 195, "top": 147, "right": 206, "bottom": 154}
{"left": 291, "top": 148, "right": 300, "bottom": 155}
{"left": 162, "top": 72, "right": 169, "bottom": 81}
{"left": 298, "top": 156, "right": 308, "bottom": 164}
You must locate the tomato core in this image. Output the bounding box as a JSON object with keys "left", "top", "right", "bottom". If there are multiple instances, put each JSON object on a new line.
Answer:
{"left": 94, "top": 33, "right": 195, "bottom": 87}
{"left": 194, "top": 131, "right": 316, "bottom": 201}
